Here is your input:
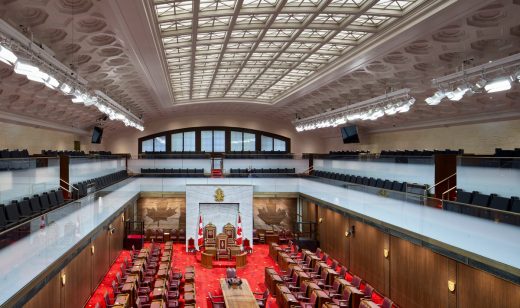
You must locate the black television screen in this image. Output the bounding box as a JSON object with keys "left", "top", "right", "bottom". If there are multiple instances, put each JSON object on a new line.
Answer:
{"left": 91, "top": 126, "right": 103, "bottom": 144}
{"left": 340, "top": 125, "right": 360, "bottom": 143}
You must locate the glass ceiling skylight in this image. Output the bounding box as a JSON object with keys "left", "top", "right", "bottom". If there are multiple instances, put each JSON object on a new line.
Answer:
{"left": 153, "top": 0, "right": 422, "bottom": 102}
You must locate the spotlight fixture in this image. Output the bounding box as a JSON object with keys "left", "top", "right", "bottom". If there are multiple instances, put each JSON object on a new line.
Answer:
{"left": 294, "top": 89, "right": 414, "bottom": 132}
{"left": 0, "top": 21, "right": 144, "bottom": 131}
{"left": 427, "top": 53, "right": 520, "bottom": 105}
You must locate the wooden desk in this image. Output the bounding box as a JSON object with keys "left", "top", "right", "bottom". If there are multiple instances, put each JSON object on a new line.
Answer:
{"left": 162, "top": 251, "right": 171, "bottom": 258}
{"left": 360, "top": 299, "right": 380, "bottom": 308}
{"left": 154, "top": 278, "right": 166, "bottom": 289}
{"left": 236, "top": 252, "right": 247, "bottom": 268}
{"left": 324, "top": 303, "right": 341, "bottom": 308}
{"left": 201, "top": 252, "right": 213, "bottom": 269}
{"left": 324, "top": 268, "right": 339, "bottom": 285}
{"left": 303, "top": 281, "right": 321, "bottom": 297}
{"left": 347, "top": 286, "right": 364, "bottom": 308}
{"left": 229, "top": 246, "right": 242, "bottom": 256}
{"left": 296, "top": 270, "right": 311, "bottom": 286}
{"left": 185, "top": 272, "right": 195, "bottom": 282}
{"left": 152, "top": 287, "right": 166, "bottom": 301}
{"left": 281, "top": 292, "right": 298, "bottom": 308}
{"left": 185, "top": 265, "right": 195, "bottom": 273}
{"left": 276, "top": 284, "right": 292, "bottom": 298}
{"left": 314, "top": 289, "right": 331, "bottom": 308}
{"left": 219, "top": 278, "right": 259, "bottom": 308}
{"left": 137, "top": 251, "right": 148, "bottom": 260}
{"left": 121, "top": 282, "right": 136, "bottom": 303}
{"left": 265, "top": 233, "right": 279, "bottom": 245}
{"left": 269, "top": 243, "right": 280, "bottom": 260}
{"left": 125, "top": 274, "right": 138, "bottom": 284}
{"left": 309, "top": 255, "right": 321, "bottom": 268}
{"left": 114, "top": 294, "right": 130, "bottom": 308}
{"left": 184, "top": 291, "right": 195, "bottom": 304}
{"left": 156, "top": 268, "right": 168, "bottom": 279}
{"left": 205, "top": 247, "right": 217, "bottom": 256}
{"left": 267, "top": 274, "right": 283, "bottom": 296}
{"left": 150, "top": 299, "right": 165, "bottom": 308}
{"left": 335, "top": 278, "right": 351, "bottom": 293}
{"left": 160, "top": 256, "right": 170, "bottom": 263}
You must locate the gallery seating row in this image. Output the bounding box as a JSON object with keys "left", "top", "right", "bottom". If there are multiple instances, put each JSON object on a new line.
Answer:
{"left": 228, "top": 168, "right": 297, "bottom": 177}
{"left": 493, "top": 148, "right": 520, "bottom": 157}
{"left": 224, "top": 152, "right": 294, "bottom": 159}
{"left": 329, "top": 150, "right": 369, "bottom": 155}
{"left": 380, "top": 149, "right": 464, "bottom": 156}
{"left": 0, "top": 188, "right": 67, "bottom": 230}
{"left": 89, "top": 150, "right": 113, "bottom": 155}
{"left": 41, "top": 150, "right": 86, "bottom": 156}
{"left": 311, "top": 170, "right": 418, "bottom": 193}
{"left": 140, "top": 168, "right": 205, "bottom": 177}
{"left": 0, "top": 149, "right": 30, "bottom": 158}
{"left": 72, "top": 170, "right": 128, "bottom": 199}
{"left": 443, "top": 189, "right": 520, "bottom": 224}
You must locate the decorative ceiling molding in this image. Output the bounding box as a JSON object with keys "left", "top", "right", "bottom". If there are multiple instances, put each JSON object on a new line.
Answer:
{"left": 0, "top": 110, "right": 90, "bottom": 135}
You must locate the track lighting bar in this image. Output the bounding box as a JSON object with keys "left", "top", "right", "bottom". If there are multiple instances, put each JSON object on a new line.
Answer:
{"left": 293, "top": 89, "right": 414, "bottom": 132}
{"left": 0, "top": 21, "right": 144, "bottom": 131}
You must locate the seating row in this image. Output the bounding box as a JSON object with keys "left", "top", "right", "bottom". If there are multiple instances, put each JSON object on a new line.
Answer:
{"left": 493, "top": 148, "right": 520, "bottom": 157}
{"left": 140, "top": 168, "right": 205, "bottom": 177}
{"left": 229, "top": 168, "right": 296, "bottom": 177}
{"left": 329, "top": 150, "right": 369, "bottom": 155}
{"left": 443, "top": 189, "right": 520, "bottom": 224}
{"left": 267, "top": 243, "right": 395, "bottom": 308}
{"left": 89, "top": 150, "right": 113, "bottom": 155}
{"left": 380, "top": 149, "right": 464, "bottom": 156}
{"left": 311, "top": 170, "right": 416, "bottom": 193}
{"left": 72, "top": 170, "right": 128, "bottom": 199}
{"left": 41, "top": 150, "right": 86, "bottom": 156}
{"left": 0, "top": 189, "right": 67, "bottom": 230}
{"left": 0, "top": 149, "right": 30, "bottom": 158}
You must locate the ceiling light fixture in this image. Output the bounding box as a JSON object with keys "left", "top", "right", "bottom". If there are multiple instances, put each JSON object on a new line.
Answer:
{"left": 0, "top": 20, "right": 144, "bottom": 131}
{"left": 294, "top": 89, "right": 414, "bottom": 132}
{"left": 427, "top": 53, "right": 520, "bottom": 105}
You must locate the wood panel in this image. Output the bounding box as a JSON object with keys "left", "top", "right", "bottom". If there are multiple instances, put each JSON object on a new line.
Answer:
{"left": 457, "top": 263, "right": 520, "bottom": 308}
{"left": 349, "top": 222, "right": 387, "bottom": 292}
{"left": 23, "top": 274, "right": 61, "bottom": 308}
{"left": 92, "top": 230, "right": 110, "bottom": 291}
{"left": 109, "top": 214, "right": 124, "bottom": 264}
{"left": 389, "top": 236, "right": 450, "bottom": 308}
{"left": 61, "top": 245, "right": 92, "bottom": 308}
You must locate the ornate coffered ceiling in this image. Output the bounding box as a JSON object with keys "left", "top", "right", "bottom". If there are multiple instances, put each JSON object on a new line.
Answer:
{"left": 0, "top": 0, "right": 519, "bottom": 136}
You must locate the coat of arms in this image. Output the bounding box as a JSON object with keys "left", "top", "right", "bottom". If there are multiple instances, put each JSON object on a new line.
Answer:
{"left": 214, "top": 188, "right": 224, "bottom": 202}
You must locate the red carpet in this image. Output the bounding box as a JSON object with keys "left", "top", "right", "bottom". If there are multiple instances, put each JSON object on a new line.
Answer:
{"left": 86, "top": 244, "right": 279, "bottom": 308}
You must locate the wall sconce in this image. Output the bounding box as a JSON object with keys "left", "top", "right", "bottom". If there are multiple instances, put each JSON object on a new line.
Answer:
{"left": 383, "top": 249, "right": 389, "bottom": 259}
{"left": 345, "top": 226, "right": 355, "bottom": 237}
{"left": 121, "top": 213, "right": 125, "bottom": 222}
{"left": 318, "top": 218, "right": 323, "bottom": 223}
{"left": 108, "top": 224, "right": 116, "bottom": 234}
{"left": 91, "top": 245, "right": 95, "bottom": 255}
{"left": 448, "top": 280, "right": 456, "bottom": 292}
{"left": 61, "top": 274, "right": 66, "bottom": 286}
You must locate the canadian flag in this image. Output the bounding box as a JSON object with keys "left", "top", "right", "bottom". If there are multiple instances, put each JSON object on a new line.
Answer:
{"left": 39, "top": 215, "right": 46, "bottom": 229}
{"left": 236, "top": 213, "right": 243, "bottom": 246}
{"left": 197, "top": 215, "right": 204, "bottom": 247}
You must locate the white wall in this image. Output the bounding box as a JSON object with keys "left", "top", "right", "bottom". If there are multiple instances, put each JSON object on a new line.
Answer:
{"left": 324, "top": 119, "right": 520, "bottom": 155}
{"left": 104, "top": 114, "right": 325, "bottom": 157}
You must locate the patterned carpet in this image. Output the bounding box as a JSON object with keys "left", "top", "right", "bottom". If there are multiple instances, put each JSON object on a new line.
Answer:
{"left": 86, "top": 243, "right": 279, "bottom": 308}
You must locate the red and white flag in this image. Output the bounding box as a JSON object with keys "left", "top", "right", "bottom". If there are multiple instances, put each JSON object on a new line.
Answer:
{"left": 236, "top": 213, "right": 243, "bottom": 246}
{"left": 39, "top": 215, "right": 46, "bottom": 229}
{"left": 197, "top": 215, "right": 204, "bottom": 247}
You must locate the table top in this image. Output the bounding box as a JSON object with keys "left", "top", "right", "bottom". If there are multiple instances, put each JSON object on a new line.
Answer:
{"left": 154, "top": 278, "right": 166, "bottom": 289}
{"left": 150, "top": 299, "right": 165, "bottom": 308}
{"left": 219, "top": 278, "right": 259, "bottom": 308}
{"left": 114, "top": 294, "right": 129, "bottom": 307}
{"left": 360, "top": 300, "right": 380, "bottom": 308}
{"left": 121, "top": 282, "right": 135, "bottom": 293}
{"left": 125, "top": 274, "right": 138, "bottom": 283}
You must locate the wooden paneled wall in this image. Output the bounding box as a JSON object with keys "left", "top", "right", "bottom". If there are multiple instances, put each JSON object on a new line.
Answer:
{"left": 23, "top": 213, "right": 125, "bottom": 308}
{"left": 310, "top": 203, "right": 520, "bottom": 308}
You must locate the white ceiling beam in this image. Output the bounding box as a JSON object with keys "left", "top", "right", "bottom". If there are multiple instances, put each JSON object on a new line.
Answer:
{"left": 189, "top": 1, "right": 199, "bottom": 99}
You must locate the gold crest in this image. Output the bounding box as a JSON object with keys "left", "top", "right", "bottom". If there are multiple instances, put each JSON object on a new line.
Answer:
{"left": 214, "top": 188, "right": 224, "bottom": 202}
{"left": 378, "top": 189, "right": 389, "bottom": 197}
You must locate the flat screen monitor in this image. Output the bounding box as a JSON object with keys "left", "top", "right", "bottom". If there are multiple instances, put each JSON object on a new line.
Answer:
{"left": 340, "top": 125, "right": 360, "bottom": 143}
{"left": 91, "top": 126, "right": 103, "bottom": 144}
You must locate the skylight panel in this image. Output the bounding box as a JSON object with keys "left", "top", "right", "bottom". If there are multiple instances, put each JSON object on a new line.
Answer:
{"left": 242, "top": 0, "right": 279, "bottom": 9}
{"left": 352, "top": 15, "right": 390, "bottom": 27}
{"left": 276, "top": 13, "right": 309, "bottom": 24}
{"left": 200, "top": 0, "right": 237, "bottom": 12}
{"left": 374, "top": 0, "right": 415, "bottom": 10}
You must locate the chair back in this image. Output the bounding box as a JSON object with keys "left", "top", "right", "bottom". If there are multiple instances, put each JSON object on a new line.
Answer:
{"left": 364, "top": 283, "right": 374, "bottom": 298}
{"left": 339, "top": 266, "right": 347, "bottom": 277}
{"left": 381, "top": 297, "right": 394, "bottom": 308}
{"left": 331, "top": 259, "right": 338, "bottom": 270}
{"left": 332, "top": 279, "right": 341, "bottom": 293}
{"left": 243, "top": 238, "right": 251, "bottom": 247}
{"left": 217, "top": 233, "right": 228, "bottom": 250}
{"left": 352, "top": 275, "right": 362, "bottom": 288}
{"left": 223, "top": 223, "right": 236, "bottom": 239}
{"left": 316, "top": 247, "right": 322, "bottom": 256}
{"left": 226, "top": 267, "right": 237, "bottom": 278}
{"left": 342, "top": 287, "right": 352, "bottom": 300}
{"left": 310, "top": 291, "right": 318, "bottom": 304}
{"left": 188, "top": 237, "right": 195, "bottom": 246}
{"left": 322, "top": 253, "right": 329, "bottom": 262}
{"left": 103, "top": 291, "right": 110, "bottom": 306}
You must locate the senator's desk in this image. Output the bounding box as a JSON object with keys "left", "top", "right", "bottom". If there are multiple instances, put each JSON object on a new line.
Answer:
{"left": 309, "top": 255, "right": 321, "bottom": 268}
{"left": 219, "top": 278, "right": 259, "bottom": 308}
{"left": 236, "top": 252, "right": 248, "bottom": 268}
{"left": 323, "top": 268, "right": 339, "bottom": 285}
{"left": 121, "top": 281, "right": 136, "bottom": 304}
{"left": 150, "top": 299, "right": 165, "bottom": 308}
{"left": 280, "top": 292, "right": 299, "bottom": 308}
{"left": 346, "top": 285, "right": 364, "bottom": 308}
{"left": 303, "top": 281, "right": 321, "bottom": 297}
{"left": 154, "top": 278, "right": 166, "bottom": 289}
{"left": 276, "top": 284, "right": 292, "bottom": 299}
{"left": 295, "top": 270, "right": 311, "bottom": 286}
{"left": 270, "top": 243, "right": 283, "bottom": 261}
{"left": 156, "top": 268, "right": 169, "bottom": 279}
{"left": 113, "top": 293, "right": 130, "bottom": 308}
{"left": 265, "top": 233, "right": 279, "bottom": 245}
{"left": 152, "top": 287, "right": 166, "bottom": 301}
{"left": 158, "top": 263, "right": 169, "bottom": 271}
{"left": 201, "top": 252, "right": 214, "bottom": 269}
{"left": 359, "top": 299, "right": 380, "bottom": 308}
{"left": 160, "top": 255, "right": 171, "bottom": 263}
{"left": 324, "top": 303, "right": 341, "bottom": 308}
{"left": 314, "top": 289, "right": 332, "bottom": 308}
{"left": 266, "top": 273, "right": 283, "bottom": 296}
{"left": 335, "top": 278, "right": 351, "bottom": 292}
